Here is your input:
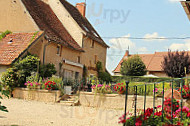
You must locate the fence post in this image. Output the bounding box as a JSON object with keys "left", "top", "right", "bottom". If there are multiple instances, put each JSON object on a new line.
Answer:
{"left": 162, "top": 82, "right": 165, "bottom": 122}
{"left": 123, "top": 81, "right": 129, "bottom": 126}
{"left": 134, "top": 86, "right": 137, "bottom": 126}
{"left": 153, "top": 83, "right": 156, "bottom": 118}
{"left": 180, "top": 79, "right": 183, "bottom": 121}
{"left": 143, "top": 84, "right": 147, "bottom": 126}
{"left": 171, "top": 80, "right": 174, "bottom": 124}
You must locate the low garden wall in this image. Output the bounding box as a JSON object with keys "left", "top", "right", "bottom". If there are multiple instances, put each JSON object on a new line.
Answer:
{"left": 12, "top": 88, "right": 61, "bottom": 102}
{"left": 79, "top": 92, "right": 163, "bottom": 109}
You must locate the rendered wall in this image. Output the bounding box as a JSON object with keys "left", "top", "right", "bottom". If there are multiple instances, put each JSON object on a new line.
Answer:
{"left": 0, "top": 0, "right": 39, "bottom": 32}
{"left": 82, "top": 37, "right": 107, "bottom": 76}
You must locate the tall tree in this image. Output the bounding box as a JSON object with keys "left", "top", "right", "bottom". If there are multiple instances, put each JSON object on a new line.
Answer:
{"left": 162, "top": 51, "right": 190, "bottom": 78}
{"left": 120, "top": 55, "right": 147, "bottom": 76}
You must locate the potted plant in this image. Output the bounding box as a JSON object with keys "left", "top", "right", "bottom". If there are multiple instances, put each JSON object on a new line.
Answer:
{"left": 63, "top": 79, "right": 72, "bottom": 95}
{"left": 91, "top": 83, "right": 112, "bottom": 94}
{"left": 114, "top": 83, "right": 126, "bottom": 94}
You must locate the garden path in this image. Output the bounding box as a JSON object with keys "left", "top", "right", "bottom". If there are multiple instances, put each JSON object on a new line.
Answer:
{"left": 0, "top": 98, "right": 123, "bottom": 126}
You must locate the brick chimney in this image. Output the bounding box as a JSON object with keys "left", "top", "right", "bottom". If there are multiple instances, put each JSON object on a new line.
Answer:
{"left": 123, "top": 50, "right": 129, "bottom": 59}
{"left": 76, "top": 2, "right": 86, "bottom": 17}
{"left": 125, "top": 50, "right": 129, "bottom": 57}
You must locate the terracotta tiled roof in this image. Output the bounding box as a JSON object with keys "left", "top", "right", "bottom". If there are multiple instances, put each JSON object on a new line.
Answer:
{"left": 0, "top": 32, "right": 43, "bottom": 65}
{"left": 22, "top": 0, "right": 83, "bottom": 52}
{"left": 60, "top": 0, "right": 109, "bottom": 48}
{"left": 113, "top": 51, "right": 130, "bottom": 73}
{"left": 113, "top": 51, "right": 174, "bottom": 73}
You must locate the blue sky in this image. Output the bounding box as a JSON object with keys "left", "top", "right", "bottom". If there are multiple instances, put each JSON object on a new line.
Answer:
{"left": 67, "top": 0, "right": 190, "bottom": 74}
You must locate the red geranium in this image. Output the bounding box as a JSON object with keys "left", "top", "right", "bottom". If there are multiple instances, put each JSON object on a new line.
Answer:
{"left": 178, "top": 85, "right": 190, "bottom": 99}
{"left": 45, "top": 81, "right": 56, "bottom": 90}
{"left": 114, "top": 83, "right": 126, "bottom": 93}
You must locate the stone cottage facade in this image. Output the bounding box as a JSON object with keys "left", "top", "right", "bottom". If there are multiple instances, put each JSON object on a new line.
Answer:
{"left": 0, "top": 0, "right": 108, "bottom": 79}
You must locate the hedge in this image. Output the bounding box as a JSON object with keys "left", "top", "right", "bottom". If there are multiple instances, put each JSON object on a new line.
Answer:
{"left": 112, "top": 76, "right": 172, "bottom": 83}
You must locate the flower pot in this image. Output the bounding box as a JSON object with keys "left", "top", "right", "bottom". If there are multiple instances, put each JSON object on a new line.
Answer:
{"left": 64, "top": 86, "right": 72, "bottom": 95}
{"left": 35, "top": 85, "right": 41, "bottom": 90}
{"left": 118, "top": 90, "right": 125, "bottom": 94}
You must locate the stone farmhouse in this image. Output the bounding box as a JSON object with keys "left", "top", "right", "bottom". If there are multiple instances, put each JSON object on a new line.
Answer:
{"left": 113, "top": 51, "right": 172, "bottom": 77}
{"left": 0, "top": 0, "right": 109, "bottom": 79}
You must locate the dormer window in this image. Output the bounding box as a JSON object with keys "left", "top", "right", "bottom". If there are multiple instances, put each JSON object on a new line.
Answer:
{"left": 8, "top": 38, "right": 13, "bottom": 44}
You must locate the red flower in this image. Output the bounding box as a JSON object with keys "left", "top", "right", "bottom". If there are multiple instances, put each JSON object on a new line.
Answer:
{"left": 154, "top": 111, "right": 162, "bottom": 117}
{"left": 187, "top": 112, "right": 190, "bottom": 117}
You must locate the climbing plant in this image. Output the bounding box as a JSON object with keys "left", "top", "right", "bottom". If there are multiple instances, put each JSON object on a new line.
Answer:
{"left": 0, "top": 30, "right": 12, "bottom": 40}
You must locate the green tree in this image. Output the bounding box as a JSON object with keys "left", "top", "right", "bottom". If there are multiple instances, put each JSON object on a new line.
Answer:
{"left": 120, "top": 55, "right": 146, "bottom": 76}
{"left": 162, "top": 51, "right": 190, "bottom": 78}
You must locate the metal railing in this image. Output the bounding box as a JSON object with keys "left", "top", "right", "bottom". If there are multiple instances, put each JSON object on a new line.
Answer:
{"left": 123, "top": 78, "right": 188, "bottom": 126}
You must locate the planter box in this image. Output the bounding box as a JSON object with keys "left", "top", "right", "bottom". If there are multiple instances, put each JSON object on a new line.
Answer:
{"left": 12, "top": 88, "right": 61, "bottom": 102}
{"left": 79, "top": 92, "right": 163, "bottom": 109}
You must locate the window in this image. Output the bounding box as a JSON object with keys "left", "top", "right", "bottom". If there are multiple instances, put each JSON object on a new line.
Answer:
{"left": 75, "top": 72, "right": 79, "bottom": 79}
{"left": 91, "top": 40, "right": 94, "bottom": 48}
{"left": 94, "top": 55, "right": 97, "bottom": 64}
{"left": 57, "top": 45, "right": 60, "bottom": 55}
{"left": 63, "top": 69, "right": 74, "bottom": 79}
{"left": 77, "top": 56, "right": 81, "bottom": 63}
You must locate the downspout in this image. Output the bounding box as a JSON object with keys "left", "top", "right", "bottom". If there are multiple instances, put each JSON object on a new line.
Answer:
{"left": 43, "top": 39, "right": 51, "bottom": 65}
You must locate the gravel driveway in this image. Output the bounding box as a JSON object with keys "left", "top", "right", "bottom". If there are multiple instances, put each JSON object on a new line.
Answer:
{"left": 0, "top": 98, "right": 123, "bottom": 126}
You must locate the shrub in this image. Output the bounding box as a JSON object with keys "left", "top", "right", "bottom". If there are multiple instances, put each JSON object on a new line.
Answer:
{"left": 13, "top": 55, "right": 40, "bottom": 86}
{"left": 96, "top": 61, "right": 112, "bottom": 83}
{"left": 162, "top": 51, "right": 190, "bottom": 78}
{"left": 120, "top": 55, "right": 147, "bottom": 76}
{"left": 0, "top": 84, "right": 9, "bottom": 112}
{"left": 39, "top": 63, "right": 56, "bottom": 78}
{"left": 1, "top": 68, "right": 17, "bottom": 91}
{"left": 112, "top": 76, "right": 171, "bottom": 83}
{"left": 98, "top": 71, "right": 112, "bottom": 83}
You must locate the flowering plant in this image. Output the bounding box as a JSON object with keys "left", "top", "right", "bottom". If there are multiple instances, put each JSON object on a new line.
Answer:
{"left": 44, "top": 81, "right": 56, "bottom": 90}
{"left": 91, "top": 84, "right": 112, "bottom": 94}
{"left": 119, "top": 98, "right": 190, "bottom": 125}
{"left": 114, "top": 83, "right": 126, "bottom": 93}
{"left": 25, "top": 81, "right": 41, "bottom": 89}
{"left": 178, "top": 85, "right": 190, "bottom": 99}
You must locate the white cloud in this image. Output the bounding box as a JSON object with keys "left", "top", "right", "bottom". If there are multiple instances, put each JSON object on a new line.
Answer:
{"left": 169, "top": 39, "right": 190, "bottom": 51}
{"left": 143, "top": 32, "right": 166, "bottom": 41}
{"left": 168, "top": 0, "right": 185, "bottom": 3}
{"left": 109, "top": 34, "right": 148, "bottom": 53}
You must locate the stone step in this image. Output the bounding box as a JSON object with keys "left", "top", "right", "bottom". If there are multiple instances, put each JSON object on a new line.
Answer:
{"left": 67, "top": 98, "right": 75, "bottom": 101}
{"left": 60, "top": 101, "right": 74, "bottom": 106}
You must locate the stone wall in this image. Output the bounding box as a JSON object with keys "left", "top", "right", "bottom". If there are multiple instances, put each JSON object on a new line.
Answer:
{"left": 12, "top": 88, "right": 61, "bottom": 103}
{"left": 79, "top": 92, "right": 162, "bottom": 110}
